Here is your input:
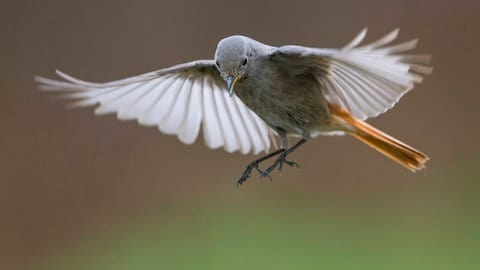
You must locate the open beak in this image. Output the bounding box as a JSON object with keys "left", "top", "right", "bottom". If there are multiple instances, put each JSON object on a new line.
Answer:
{"left": 226, "top": 75, "right": 240, "bottom": 97}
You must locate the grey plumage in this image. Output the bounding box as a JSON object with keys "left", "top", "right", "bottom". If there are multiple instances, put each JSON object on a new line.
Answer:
{"left": 35, "top": 28, "right": 432, "bottom": 184}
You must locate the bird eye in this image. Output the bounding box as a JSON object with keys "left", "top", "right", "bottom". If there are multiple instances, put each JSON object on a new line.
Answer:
{"left": 242, "top": 58, "right": 248, "bottom": 66}
{"left": 216, "top": 60, "right": 221, "bottom": 68}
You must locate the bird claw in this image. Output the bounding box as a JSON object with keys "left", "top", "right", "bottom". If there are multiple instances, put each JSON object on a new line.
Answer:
{"left": 261, "top": 154, "right": 299, "bottom": 179}
{"left": 260, "top": 171, "right": 273, "bottom": 181}
{"left": 237, "top": 161, "right": 263, "bottom": 186}
{"left": 237, "top": 153, "right": 300, "bottom": 186}
{"left": 280, "top": 159, "right": 299, "bottom": 171}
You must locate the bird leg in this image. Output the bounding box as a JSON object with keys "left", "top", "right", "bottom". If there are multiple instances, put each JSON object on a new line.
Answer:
{"left": 261, "top": 138, "right": 307, "bottom": 178}
{"left": 237, "top": 148, "right": 285, "bottom": 186}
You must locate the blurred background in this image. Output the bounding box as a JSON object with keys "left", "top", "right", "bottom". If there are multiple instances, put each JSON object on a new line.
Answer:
{"left": 1, "top": 0, "right": 479, "bottom": 269}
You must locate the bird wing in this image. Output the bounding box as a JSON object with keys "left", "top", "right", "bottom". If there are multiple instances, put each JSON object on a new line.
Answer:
{"left": 272, "top": 28, "right": 432, "bottom": 120}
{"left": 36, "top": 60, "right": 275, "bottom": 155}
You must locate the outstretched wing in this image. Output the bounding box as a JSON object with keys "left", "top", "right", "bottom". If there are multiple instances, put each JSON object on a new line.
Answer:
{"left": 272, "top": 28, "right": 433, "bottom": 120}
{"left": 36, "top": 60, "right": 276, "bottom": 155}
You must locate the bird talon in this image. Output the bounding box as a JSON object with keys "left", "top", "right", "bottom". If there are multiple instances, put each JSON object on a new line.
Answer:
{"left": 266, "top": 154, "right": 299, "bottom": 173}
{"left": 260, "top": 170, "right": 273, "bottom": 181}
{"left": 284, "top": 160, "right": 299, "bottom": 168}
{"left": 237, "top": 161, "right": 263, "bottom": 186}
{"left": 236, "top": 141, "right": 306, "bottom": 186}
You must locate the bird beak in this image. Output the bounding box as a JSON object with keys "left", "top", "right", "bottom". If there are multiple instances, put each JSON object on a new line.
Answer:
{"left": 226, "top": 75, "right": 240, "bottom": 97}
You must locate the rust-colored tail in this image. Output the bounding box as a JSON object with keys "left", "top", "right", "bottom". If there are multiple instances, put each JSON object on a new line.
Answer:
{"left": 329, "top": 105, "right": 429, "bottom": 171}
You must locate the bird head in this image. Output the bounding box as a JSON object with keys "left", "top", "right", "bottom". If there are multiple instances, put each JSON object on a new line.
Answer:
{"left": 214, "top": 35, "right": 251, "bottom": 97}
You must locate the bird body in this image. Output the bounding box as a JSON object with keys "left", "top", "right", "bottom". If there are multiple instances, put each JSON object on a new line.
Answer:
{"left": 36, "top": 29, "right": 432, "bottom": 185}
{"left": 234, "top": 51, "right": 331, "bottom": 140}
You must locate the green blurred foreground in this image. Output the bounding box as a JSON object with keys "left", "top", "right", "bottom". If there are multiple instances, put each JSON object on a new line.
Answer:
{"left": 43, "top": 164, "right": 479, "bottom": 270}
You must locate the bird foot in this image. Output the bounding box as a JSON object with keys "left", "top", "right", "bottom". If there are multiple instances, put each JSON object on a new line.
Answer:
{"left": 261, "top": 153, "right": 299, "bottom": 179}
{"left": 237, "top": 160, "right": 265, "bottom": 186}
{"left": 237, "top": 153, "right": 300, "bottom": 186}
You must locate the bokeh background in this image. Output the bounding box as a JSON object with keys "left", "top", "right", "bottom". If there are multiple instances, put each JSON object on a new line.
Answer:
{"left": 1, "top": 0, "right": 479, "bottom": 269}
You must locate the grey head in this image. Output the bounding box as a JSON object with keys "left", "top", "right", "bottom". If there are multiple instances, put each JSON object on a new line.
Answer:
{"left": 214, "top": 35, "right": 257, "bottom": 96}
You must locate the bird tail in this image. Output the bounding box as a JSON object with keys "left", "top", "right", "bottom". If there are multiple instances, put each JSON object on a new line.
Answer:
{"left": 329, "top": 104, "right": 429, "bottom": 171}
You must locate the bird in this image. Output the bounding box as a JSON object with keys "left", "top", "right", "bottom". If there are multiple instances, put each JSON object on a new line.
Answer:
{"left": 36, "top": 28, "right": 432, "bottom": 186}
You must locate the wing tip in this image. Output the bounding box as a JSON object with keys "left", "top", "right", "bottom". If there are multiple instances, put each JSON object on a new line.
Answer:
{"left": 343, "top": 27, "right": 406, "bottom": 51}
{"left": 342, "top": 27, "right": 368, "bottom": 50}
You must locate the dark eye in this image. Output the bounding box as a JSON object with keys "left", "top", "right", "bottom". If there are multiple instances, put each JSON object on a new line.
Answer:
{"left": 242, "top": 58, "right": 248, "bottom": 66}
{"left": 216, "top": 60, "right": 221, "bottom": 68}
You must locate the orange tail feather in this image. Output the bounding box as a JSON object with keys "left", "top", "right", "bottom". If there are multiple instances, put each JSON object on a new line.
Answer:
{"left": 329, "top": 104, "right": 429, "bottom": 171}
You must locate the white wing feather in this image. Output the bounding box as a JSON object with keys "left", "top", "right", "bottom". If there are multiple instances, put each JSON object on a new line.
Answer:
{"left": 329, "top": 28, "right": 432, "bottom": 120}
{"left": 277, "top": 28, "right": 432, "bottom": 120}
{"left": 36, "top": 61, "right": 275, "bottom": 155}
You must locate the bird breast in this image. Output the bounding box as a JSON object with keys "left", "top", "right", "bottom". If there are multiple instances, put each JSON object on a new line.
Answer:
{"left": 233, "top": 61, "right": 331, "bottom": 136}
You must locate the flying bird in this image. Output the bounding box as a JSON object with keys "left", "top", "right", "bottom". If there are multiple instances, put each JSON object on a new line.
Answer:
{"left": 36, "top": 28, "right": 432, "bottom": 186}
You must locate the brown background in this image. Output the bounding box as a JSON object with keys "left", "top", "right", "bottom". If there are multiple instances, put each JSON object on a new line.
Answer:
{"left": 1, "top": 0, "right": 479, "bottom": 269}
